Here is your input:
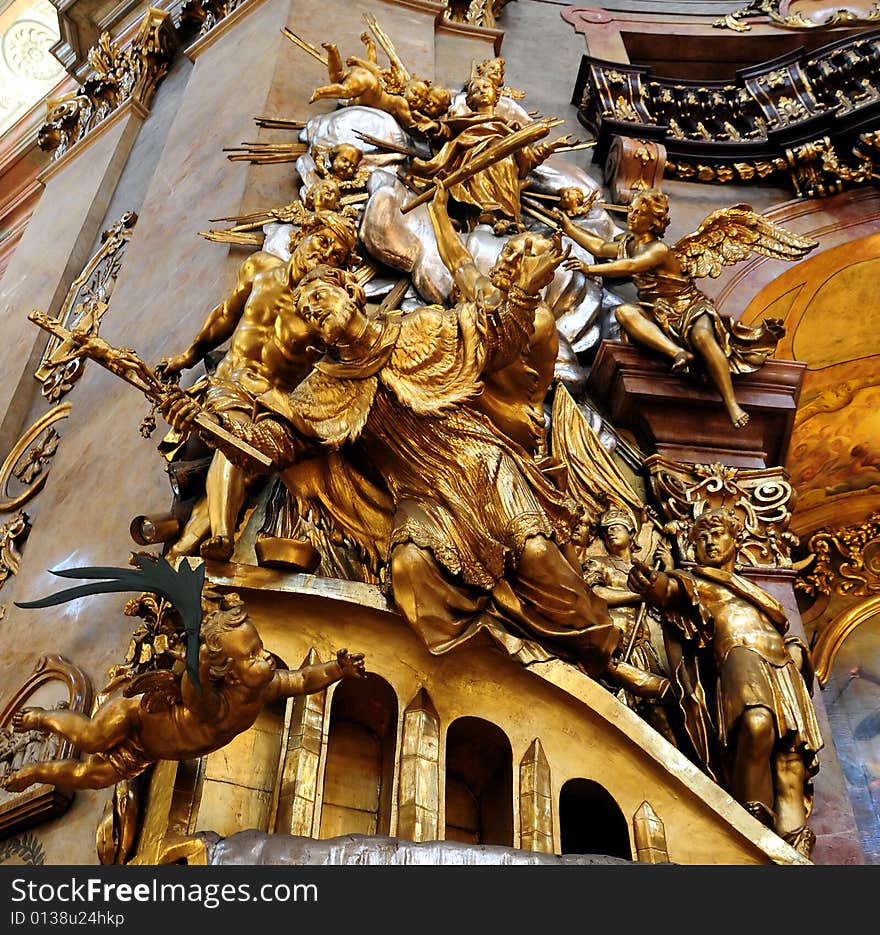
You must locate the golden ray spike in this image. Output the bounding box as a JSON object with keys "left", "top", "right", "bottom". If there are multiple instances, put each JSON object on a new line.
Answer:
{"left": 521, "top": 190, "right": 561, "bottom": 201}
{"left": 254, "top": 116, "right": 306, "bottom": 130}
{"left": 353, "top": 261, "right": 380, "bottom": 288}
{"left": 375, "top": 277, "right": 410, "bottom": 316}
{"left": 363, "top": 12, "right": 409, "bottom": 81}
{"left": 552, "top": 141, "right": 597, "bottom": 152}
{"left": 281, "top": 27, "right": 328, "bottom": 66}
{"left": 199, "top": 231, "right": 264, "bottom": 246}
{"left": 521, "top": 202, "right": 560, "bottom": 229}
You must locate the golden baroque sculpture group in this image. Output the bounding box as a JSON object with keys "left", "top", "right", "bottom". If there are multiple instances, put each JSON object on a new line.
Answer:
{"left": 14, "top": 15, "right": 821, "bottom": 857}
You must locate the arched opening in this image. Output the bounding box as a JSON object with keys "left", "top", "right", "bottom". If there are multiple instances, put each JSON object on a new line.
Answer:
{"left": 559, "top": 778, "right": 631, "bottom": 859}
{"left": 194, "top": 697, "right": 287, "bottom": 836}
{"left": 445, "top": 717, "right": 513, "bottom": 847}
{"left": 319, "top": 674, "right": 397, "bottom": 838}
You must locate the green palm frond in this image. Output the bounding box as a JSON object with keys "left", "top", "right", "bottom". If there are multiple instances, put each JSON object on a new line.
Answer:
{"left": 16, "top": 554, "right": 207, "bottom": 692}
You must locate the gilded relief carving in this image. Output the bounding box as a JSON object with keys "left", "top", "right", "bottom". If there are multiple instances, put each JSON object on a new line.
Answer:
{"left": 0, "top": 405, "right": 70, "bottom": 512}
{"left": 0, "top": 511, "right": 30, "bottom": 591}
{"left": 646, "top": 455, "right": 798, "bottom": 569}
{"left": 716, "top": 0, "right": 880, "bottom": 30}
{"left": 38, "top": 10, "right": 177, "bottom": 160}
{"left": 9, "top": 10, "right": 835, "bottom": 864}
{"left": 35, "top": 212, "right": 137, "bottom": 402}
{"left": 0, "top": 654, "right": 93, "bottom": 837}
{"left": 798, "top": 512, "right": 880, "bottom": 598}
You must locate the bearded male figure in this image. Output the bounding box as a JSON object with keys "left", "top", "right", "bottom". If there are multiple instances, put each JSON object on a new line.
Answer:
{"left": 157, "top": 211, "right": 358, "bottom": 561}
{"left": 162, "top": 253, "right": 661, "bottom": 694}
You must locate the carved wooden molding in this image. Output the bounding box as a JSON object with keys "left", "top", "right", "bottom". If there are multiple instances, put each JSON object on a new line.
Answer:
{"left": 798, "top": 511, "right": 880, "bottom": 598}
{"left": 0, "top": 655, "right": 94, "bottom": 836}
{"left": 810, "top": 593, "right": 880, "bottom": 686}
{"left": 645, "top": 454, "right": 798, "bottom": 568}
{"left": 38, "top": 9, "right": 177, "bottom": 161}
{"left": 604, "top": 136, "right": 666, "bottom": 203}
{"left": 573, "top": 27, "right": 880, "bottom": 196}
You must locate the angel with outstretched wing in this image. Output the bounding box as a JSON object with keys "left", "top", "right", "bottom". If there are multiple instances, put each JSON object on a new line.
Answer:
{"left": 558, "top": 190, "right": 817, "bottom": 428}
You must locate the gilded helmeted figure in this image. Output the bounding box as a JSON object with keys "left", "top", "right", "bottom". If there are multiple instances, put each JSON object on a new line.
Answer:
{"left": 582, "top": 507, "right": 677, "bottom": 743}
{"left": 628, "top": 508, "right": 823, "bottom": 856}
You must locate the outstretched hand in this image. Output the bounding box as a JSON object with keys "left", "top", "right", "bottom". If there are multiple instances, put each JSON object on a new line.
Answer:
{"left": 155, "top": 352, "right": 194, "bottom": 380}
{"left": 336, "top": 648, "right": 366, "bottom": 679}
{"left": 553, "top": 208, "right": 578, "bottom": 236}
{"left": 562, "top": 256, "right": 591, "bottom": 276}
{"left": 512, "top": 235, "right": 570, "bottom": 294}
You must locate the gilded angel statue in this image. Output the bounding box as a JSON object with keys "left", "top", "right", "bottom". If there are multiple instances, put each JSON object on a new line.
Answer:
{"left": 558, "top": 190, "right": 818, "bottom": 428}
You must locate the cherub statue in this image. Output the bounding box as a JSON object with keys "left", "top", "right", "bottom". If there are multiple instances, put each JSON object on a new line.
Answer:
{"left": 309, "top": 34, "right": 431, "bottom": 134}
{"left": 558, "top": 190, "right": 818, "bottom": 428}
{"left": 422, "top": 85, "right": 452, "bottom": 120}
{"left": 1, "top": 557, "right": 365, "bottom": 792}
{"left": 627, "top": 508, "right": 823, "bottom": 856}
{"left": 557, "top": 186, "right": 601, "bottom": 218}
{"left": 199, "top": 178, "right": 348, "bottom": 248}
{"left": 315, "top": 143, "right": 371, "bottom": 193}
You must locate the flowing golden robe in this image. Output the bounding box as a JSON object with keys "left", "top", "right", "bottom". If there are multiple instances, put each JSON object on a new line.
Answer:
{"left": 415, "top": 114, "right": 545, "bottom": 227}
{"left": 222, "top": 296, "right": 619, "bottom": 674}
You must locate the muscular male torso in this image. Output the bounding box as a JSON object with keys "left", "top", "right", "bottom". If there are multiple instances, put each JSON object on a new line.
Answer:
{"left": 214, "top": 252, "right": 322, "bottom": 397}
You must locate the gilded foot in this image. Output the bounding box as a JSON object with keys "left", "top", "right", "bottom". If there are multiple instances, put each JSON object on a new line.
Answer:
{"left": 199, "top": 535, "right": 234, "bottom": 562}
{"left": 731, "top": 407, "right": 750, "bottom": 429}
{"left": 670, "top": 350, "right": 694, "bottom": 373}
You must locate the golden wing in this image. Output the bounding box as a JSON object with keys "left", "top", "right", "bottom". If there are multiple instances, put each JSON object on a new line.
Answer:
{"left": 123, "top": 669, "right": 182, "bottom": 713}
{"left": 549, "top": 383, "right": 644, "bottom": 525}
{"left": 673, "top": 204, "right": 818, "bottom": 280}
{"left": 287, "top": 372, "right": 379, "bottom": 447}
